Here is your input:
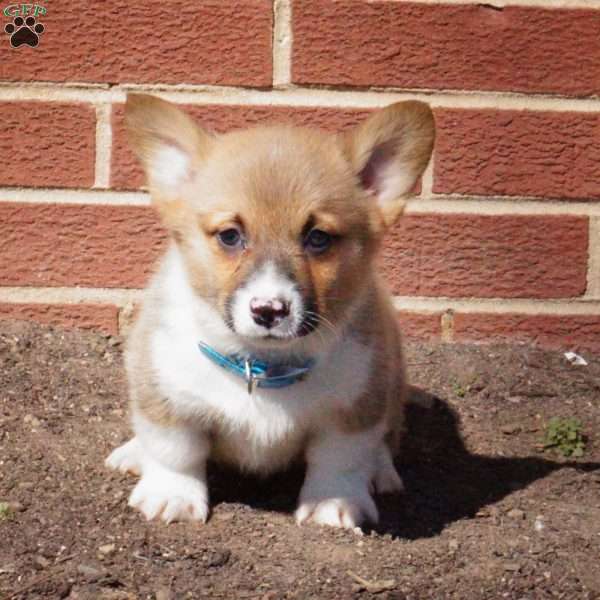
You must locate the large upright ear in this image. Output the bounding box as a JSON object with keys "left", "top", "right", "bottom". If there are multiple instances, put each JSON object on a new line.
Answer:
{"left": 346, "top": 101, "right": 435, "bottom": 227}
{"left": 125, "top": 93, "right": 212, "bottom": 205}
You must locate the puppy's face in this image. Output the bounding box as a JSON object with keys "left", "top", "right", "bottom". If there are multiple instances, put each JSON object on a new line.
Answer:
{"left": 183, "top": 128, "right": 378, "bottom": 344}
{"left": 126, "top": 96, "right": 435, "bottom": 348}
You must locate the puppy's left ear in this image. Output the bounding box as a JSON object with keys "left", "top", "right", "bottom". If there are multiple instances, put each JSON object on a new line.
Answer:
{"left": 346, "top": 101, "right": 435, "bottom": 227}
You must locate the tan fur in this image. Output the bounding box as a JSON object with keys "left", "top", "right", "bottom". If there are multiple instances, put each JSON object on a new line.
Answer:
{"left": 124, "top": 93, "right": 434, "bottom": 455}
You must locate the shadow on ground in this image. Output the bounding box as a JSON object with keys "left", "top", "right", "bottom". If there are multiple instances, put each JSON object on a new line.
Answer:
{"left": 208, "top": 389, "right": 600, "bottom": 539}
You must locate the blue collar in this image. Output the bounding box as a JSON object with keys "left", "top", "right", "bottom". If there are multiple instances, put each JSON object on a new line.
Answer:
{"left": 198, "top": 341, "right": 315, "bottom": 395}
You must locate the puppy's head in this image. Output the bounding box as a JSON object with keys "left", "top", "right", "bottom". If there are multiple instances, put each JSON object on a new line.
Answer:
{"left": 126, "top": 95, "right": 434, "bottom": 348}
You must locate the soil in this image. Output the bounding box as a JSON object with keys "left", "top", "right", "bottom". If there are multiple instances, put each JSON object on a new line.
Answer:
{"left": 1, "top": 320, "right": 599, "bottom": 600}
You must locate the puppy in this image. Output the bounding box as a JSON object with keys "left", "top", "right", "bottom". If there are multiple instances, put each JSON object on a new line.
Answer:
{"left": 106, "top": 94, "right": 435, "bottom": 529}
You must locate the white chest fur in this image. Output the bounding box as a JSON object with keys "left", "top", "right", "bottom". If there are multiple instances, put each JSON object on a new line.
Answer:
{"left": 146, "top": 249, "right": 374, "bottom": 474}
{"left": 151, "top": 324, "right": 373, "bottom": 473}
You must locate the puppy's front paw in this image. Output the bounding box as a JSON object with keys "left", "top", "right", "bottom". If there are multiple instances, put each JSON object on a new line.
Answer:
{"left": 105, "top": 437, "right": 142, "bottom": 476}
{"left": 296, "top": 493, "right": 378, "bottom": 530}
{"left": 129, "top": 467, "right": 209, "bottom": 524}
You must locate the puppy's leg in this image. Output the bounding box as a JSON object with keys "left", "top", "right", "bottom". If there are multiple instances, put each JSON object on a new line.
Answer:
{"left": 111, "top": 412, "right": 210, "bottom": 523}
{"left": 296, "top": 427, "right": 382, "bottom": 529}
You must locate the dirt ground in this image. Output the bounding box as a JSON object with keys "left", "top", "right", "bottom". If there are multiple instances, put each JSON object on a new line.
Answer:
{"left": 1, "top": 320, "right": 599, "bottom": 600}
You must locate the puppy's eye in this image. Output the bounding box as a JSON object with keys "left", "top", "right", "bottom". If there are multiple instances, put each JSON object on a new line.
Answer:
{"left": 217, "top": 228, "right": 243, "bottom": 248}
{"left": 304, "top": 229, "right": 332, "bottom": 254}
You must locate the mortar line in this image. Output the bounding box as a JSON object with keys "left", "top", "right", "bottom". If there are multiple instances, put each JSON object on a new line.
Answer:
{"left": 3, "top": 84, "right": 600, "bottom": 113}
{"left": 440, "top": 311, "right": 454, "bottom": 343}
{"left": 393, "top": 296, "right": 600, "bottom": 315}
{"left": 407, "top": 197, "right": 600, "bottom": 216}
{"left": 0, "top": 188, "right": 150, "bottom": 205}
{"left": 0, "top": 287, "right": 143, "bottom": 305}
{"left": 272, "top": 0, "right": 293, "bottom": 88}
{"left": 585, "top": 217, "right": 600, "bottom": 299}
{"left": 2, "top": 188, "right": 600, "bottom": 216}
{"left": 1, "top": 287, "right": 599, "bottom": 316}
{"left": 400, "top": 0, "right": 599, "bottom": 8}
{"left": 93, "top": 103, "right": 112, "bottom": 189}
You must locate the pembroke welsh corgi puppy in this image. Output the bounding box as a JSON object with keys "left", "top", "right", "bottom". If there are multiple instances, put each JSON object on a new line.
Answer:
{"left": 106, "top": 94, "right": 435, "bottom": 529}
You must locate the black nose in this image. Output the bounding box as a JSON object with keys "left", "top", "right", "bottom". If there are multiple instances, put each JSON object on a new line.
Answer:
{"left": 250, "top": 297, "right": 290, "bottom": 329}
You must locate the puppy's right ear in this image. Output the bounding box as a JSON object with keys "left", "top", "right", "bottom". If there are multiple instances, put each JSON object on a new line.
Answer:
{"left": 125, "top": 93, "right": 212, "bottom": 201}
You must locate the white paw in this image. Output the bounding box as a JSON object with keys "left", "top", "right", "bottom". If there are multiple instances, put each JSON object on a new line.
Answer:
{"left": 128, "top": 465, "right": 209, "bottom": 524}
{"left": 105, "top": 437, "right": 142, "bottom": 476}
{"left": 373, "top": 447, "right": 404, "bottom": 495}
{"left": 296, "top": 493, "right": 378, "bottom": 529}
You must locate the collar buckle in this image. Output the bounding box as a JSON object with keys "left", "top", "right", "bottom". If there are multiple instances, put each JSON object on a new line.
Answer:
{"left": 244, "top": 358, "right": 258, "bottom": 395}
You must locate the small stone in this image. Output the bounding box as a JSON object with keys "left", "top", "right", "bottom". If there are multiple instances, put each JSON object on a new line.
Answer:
{"left": 448, "top": 539, "right": 460, "bottom": 551}
{"left": 507, "top": 509, "right": 525, "bottom": 520}
{"left": 534, "top": 516, "right": 545, "bottom": 532}
{"left": 98, "top": 543, "right": 116, "bottom": 556}
{"left": 23, "top": 414, "right": 41, "bottom": 427}
{"left": 34, "top": 555, "right": 51, "bottom": 569}
{"left": 77, "top": 563, "right": 105, "bottom": 581}
{"left": 501, "top": 423, "right": 521, "bottom": 435}
{"left": 504, "top": 562, "right": 522, "bottom": 572}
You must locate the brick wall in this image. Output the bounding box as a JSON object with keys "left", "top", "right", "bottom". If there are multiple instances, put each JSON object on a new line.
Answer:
{"left": 1, "top": 0, "right": 599, "bottom": 352}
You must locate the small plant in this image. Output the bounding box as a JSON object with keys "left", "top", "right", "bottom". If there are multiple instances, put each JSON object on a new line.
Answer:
{"left": 451, "top": 375, "right": 479, "bottom": 399}
{"left": 452, "top": 382, "right": 466, "bottom": 398}
{"left": 0, "top": 502, "right": 12, "bottom": 520}
{"left": 542, "top": 417, "right": 586, "bottom": 458}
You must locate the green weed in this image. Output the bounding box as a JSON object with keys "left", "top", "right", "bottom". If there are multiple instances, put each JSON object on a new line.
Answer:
{"left": 542, "top": 417, "right": 586, "bottom": 458}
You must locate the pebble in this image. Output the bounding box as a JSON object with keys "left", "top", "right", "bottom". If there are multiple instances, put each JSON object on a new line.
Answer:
{"left": 34, "top": 555, "right": 51, "bottom": 569}
{"left": 98, "top": 543, "right": 116, "bottom": 556}
{"left": 534, "top": 516, "right": 545, "bottom": 532}
{"left": 23, "top": 414, "right": 41, "bottom": 427}
{"left": 76, "top": 563, "right": 105, "bottom": 581}
{"left": 500, "top": 423, "right": 521, "bottom": 435}
{"left": 507, "top": 509, "right": 525, "bottom": 520}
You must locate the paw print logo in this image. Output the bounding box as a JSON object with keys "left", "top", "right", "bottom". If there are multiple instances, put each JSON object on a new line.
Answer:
{"left": 5, "top": 15, "right": 44, "bottom": 48}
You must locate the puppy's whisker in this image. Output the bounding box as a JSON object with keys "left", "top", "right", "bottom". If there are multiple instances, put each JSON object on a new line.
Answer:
{"left": 304, "top": 311, "right": 340, "bottom": 342}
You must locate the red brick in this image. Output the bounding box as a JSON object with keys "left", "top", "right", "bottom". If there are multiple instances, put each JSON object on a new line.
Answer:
{"left": 0, "top": 102, "right": 95, "bottom": 188}
{"left": 453, "top": 312, "right": 600, "bottom": 352}
{"left": 382, "top": 214, "right": 588, "bottom": 299}
{"left": 0, "top": 303, "right": 119, "bottom": 334}
{"left": 0, "top": 203, "right": 166, "bottom": 288}
{"left": 292, "top": 1, "right": 600, "bottom": 97}
{"left": 434, "top": 110, "right": 600, "bottom": 200}
{"left": 396, "top": 311, "right": 442, "bottom": 341}
{"left": 110, "top": 103, "right": 371, "bottom": 189}
{"left": 0, "top": 1, "right": 272, "bottom": 87}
